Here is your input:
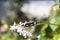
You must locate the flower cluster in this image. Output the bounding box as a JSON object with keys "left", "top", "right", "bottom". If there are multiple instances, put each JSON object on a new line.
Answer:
{"left": 10, "top": 21, "right": 38, "bottom": 38}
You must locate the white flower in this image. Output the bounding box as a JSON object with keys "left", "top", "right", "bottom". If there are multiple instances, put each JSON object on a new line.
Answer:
{"left": 10, "top": 21, "right": 34, "bottom": 38}
{"left": 13, "top": 22, "right": 17, "bottom": 26}
{"left": 10, "top": 25, "right": 17, "bottom": 31}
{"left": 10, "top": 26, "right": 16, "bottom": 31}
{"left": 23, "top": 32, "right": 27, "bottom": 38}
{"left": 27, "top": 32, "right": 32, "bottom": 37}
{"left": 24, "top": 21, "right": 28, "bottom": 26}
{"left": 17, "top": 28, "right": 21, "bottom": 32}
{"left": 17, "top": 27, "right": 23, "bottom": 32}
{"left": 25, "top": 21, "right": 28, "bottom": 23}
{"left": 19, "top": 21, "right": 22, "bottom": 24}
{"left": 10, "top": 22, "right": 18, "bottom": 31}
{"left": 19, "top": 32, "right": 22, "bottom": 35}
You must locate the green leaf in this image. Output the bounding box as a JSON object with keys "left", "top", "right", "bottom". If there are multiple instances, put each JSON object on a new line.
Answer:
{"left": 45, "top": 26, "right": 53, "bottom": 38}
{"left": 40, "top": 36, "right": 47, "bottom": 40}
{"left": 55, "top": 17, "right": 60, "bottom": 25}
{"left": 41, "top": 24, "right": 48, "bottom": 32}
{"left": 40, "top": 24, "right": 48, "bottom": 36}
{"left": 56, "top": 27, "right": 60, "bottom": 34}
{"left": 33, "top": 25, "right": 43, "bottom": 36}
{"left": 49, "top": 17, "right": 58, "bottom": 31}
{"left": 17, "top": 35, "right": 26, "bottom": 40}
{"left": 50, "top": 25, "right": 58, "bottom": 31}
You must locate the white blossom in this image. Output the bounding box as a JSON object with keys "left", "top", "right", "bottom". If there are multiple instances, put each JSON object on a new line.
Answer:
{"left": 24, "top": 21, "right": 28, "bottom": 26}
{"left": 19, "top": 33, "right": 22, "bottom": 35}
{"left": 23, "top": 33, "right": 27, "bottom": 38}
{"left": 10, "top": 21, "right": 36, "bottom": 38}
{"left": 10, "top": 22, "right": 17, "bottom": 31}
{"left": 19, "top": 21, "right": 23, "bottom": 26}
{"left": 10, "top": 25, "right": 16, "bottom": 31}
{"left": 13, "top": 22, "right": 17, "bottom": 26}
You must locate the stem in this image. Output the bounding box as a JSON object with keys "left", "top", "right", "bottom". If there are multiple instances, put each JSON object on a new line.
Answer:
{"left": 36, "top": 22, "right": 60, "bottom": 26}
